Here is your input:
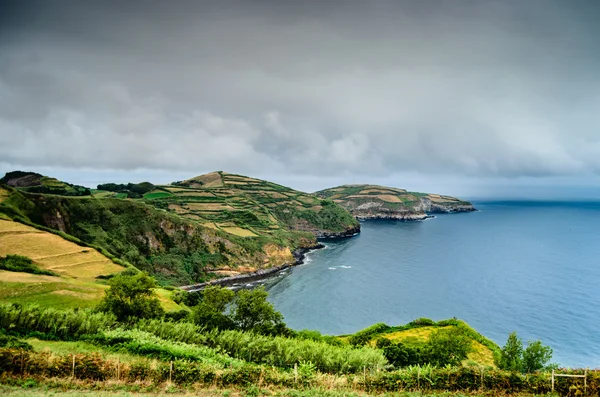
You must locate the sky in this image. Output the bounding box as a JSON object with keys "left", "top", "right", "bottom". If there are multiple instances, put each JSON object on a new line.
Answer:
{"left": 1, "top": 0, "right": 600, "bottom": 199}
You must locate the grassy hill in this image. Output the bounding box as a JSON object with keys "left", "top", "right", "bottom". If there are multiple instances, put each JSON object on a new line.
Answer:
{"left": 316, "top": 184, "right": 475, "bottom": 220}
{"left": 0, "top": 171, "right": 359, "bottom": 286}
{"left": 342, "top": 318, "right": 500, "bottom": 368}
{"left": 151, "top": 171, "right": 359, "bottom": 238}
{"left": 0, "top": 171, "right": 91, "bottom": 196}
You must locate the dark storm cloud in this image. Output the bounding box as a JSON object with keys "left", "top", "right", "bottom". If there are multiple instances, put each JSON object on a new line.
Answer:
{"left": 2, "top": 0, "right": 600, "bottom": 193}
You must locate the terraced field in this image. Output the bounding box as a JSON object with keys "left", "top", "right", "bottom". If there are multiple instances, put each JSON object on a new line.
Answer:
{"left": 0, "top": 219, "right": 183, "bottom": 310}
{"left": 144, "top": 171, "right": 359, "bottom": 239}
{"left": 0, "top": 219, "right": 122, "bottom": 280}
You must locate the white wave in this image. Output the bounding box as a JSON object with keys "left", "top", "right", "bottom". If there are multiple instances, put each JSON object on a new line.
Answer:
{"left": 328, "top": 267, "right": 337, "bottom": 270}
{"left": 339, "top": 265, "right": 352, "bottom": 269}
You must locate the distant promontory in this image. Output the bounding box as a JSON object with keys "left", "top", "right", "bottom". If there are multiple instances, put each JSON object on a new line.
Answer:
{"left": 316, "top": 184, "right": 475, "bottom": 221}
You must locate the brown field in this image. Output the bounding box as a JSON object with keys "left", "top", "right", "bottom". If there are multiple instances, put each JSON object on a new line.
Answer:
{"left": 360, "top": 189, "right": 390, "bottom": 195}
{"left": 168, "top": 203, "right": 186, "bottom": 213}
{"left": 428, "top": 195, "right": 458, "bottom": 203}
{"left": 0, "top": 219, "right": 123, "bottom": 280}
{"left": 185, "top": 202, "right": 234, "bottom": 211}
{"left": 188, "top": 172, "right": 223, "bottom": 188}
{"left": 376, "top": 194, "right": 403, "bottom": 203}
{"left": 224, "top": 181, "right": 251, "bottom": 185}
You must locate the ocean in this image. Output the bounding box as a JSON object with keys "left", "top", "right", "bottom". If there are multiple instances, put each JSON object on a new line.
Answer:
{"left": 265, "top": 201, "right": 600, "bottom": 368}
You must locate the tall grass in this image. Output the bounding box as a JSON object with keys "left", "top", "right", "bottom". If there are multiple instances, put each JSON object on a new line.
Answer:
{"left": 94, "top": 328, "right": 240, "bottom": 368}
{"left": 0, "top": 304, "right": 115, "bottom": 340}
{"left": 206, "top": 329, "right": 387, "bottom": 373}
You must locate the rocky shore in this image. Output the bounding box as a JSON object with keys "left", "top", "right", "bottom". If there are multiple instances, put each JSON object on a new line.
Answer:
{"left": 180, "top": 244, "right": 325, "bottom": 292}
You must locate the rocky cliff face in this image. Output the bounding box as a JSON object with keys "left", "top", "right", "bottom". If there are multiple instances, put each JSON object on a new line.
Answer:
{"left": 316, "top": 185, "right": 475, "bottom": 221}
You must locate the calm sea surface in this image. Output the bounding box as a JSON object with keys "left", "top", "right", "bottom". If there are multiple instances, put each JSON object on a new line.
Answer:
{"left": 265, "top": 201, "right": 600, "bottom": 368}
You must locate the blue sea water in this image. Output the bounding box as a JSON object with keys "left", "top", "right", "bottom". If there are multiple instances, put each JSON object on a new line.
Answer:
{"left": 266, "top": 201, "right": 600, "bottom": 368}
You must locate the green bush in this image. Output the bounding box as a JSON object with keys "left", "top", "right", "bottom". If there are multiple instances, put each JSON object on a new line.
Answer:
{"left": 96, "top": 272, "right": 164, "bottom": 321}
{"left": 0, "top": 255, "right": 58, "bottom": 277}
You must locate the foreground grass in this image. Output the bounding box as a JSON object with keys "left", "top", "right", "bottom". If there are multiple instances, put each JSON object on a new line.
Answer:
{"left": 0, "top": 383, "right": 559, "bottom": 397}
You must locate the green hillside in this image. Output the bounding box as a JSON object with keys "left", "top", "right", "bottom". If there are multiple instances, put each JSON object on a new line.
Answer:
{"left": 0, "top": 171, "right": 359, "bottom": 286}
{"left": 316, "top": 184, "right": 475, "bottom": 220}
{"left": 153, "top": 171, "right": 359, "bottom": 238}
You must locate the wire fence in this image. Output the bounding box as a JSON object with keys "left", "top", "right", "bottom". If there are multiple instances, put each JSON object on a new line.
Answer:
{"left": 2, "top": 348, "right": 599, "bottom": 395}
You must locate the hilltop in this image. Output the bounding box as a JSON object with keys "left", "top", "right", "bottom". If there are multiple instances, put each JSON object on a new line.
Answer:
{"left": 316, "top": 184, "right": 475, "bottom": 221}
{"left": 154, "top": 171, "right": 359, "bottom": 239}
{"left": 0, "top": 171, "right": 359, "bottom": 286}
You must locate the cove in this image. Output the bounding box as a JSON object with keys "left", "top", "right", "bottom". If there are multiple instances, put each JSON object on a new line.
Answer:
{"left": 266, "top": 201, "right": 600, "bottom": 368}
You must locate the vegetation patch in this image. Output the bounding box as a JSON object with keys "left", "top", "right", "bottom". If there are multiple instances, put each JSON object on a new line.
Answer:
{"left": 0, "top": 255, "right": 58, "bottom": 276}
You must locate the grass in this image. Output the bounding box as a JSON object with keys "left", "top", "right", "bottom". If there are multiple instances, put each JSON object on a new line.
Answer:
{"left": 0, "top": 170, "right": 358, "bottom": 285}
{"left": 0, "top": 218, "right": 182, "bottom": 311}
{"left": 220, "top": 226, "right": 258, "bottom": 237}
{"left": 143, "top": 191, "right": 172, "bottom": 200}
{"left": 355, "top": 322, "right": 497, "bottom": 369}
{"left": 26, "top": 338, "right": 147, "bottom": 363}
{"left": 0, "top": 272, "right": 107, "bottom": 308}
{"left": 0, "top": 219, "right": 123, "bottom": 280}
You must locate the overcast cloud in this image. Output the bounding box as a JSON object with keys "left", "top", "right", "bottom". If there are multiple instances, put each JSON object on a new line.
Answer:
{"left": 1, "top": 0, "right": 600, "bottom": 197}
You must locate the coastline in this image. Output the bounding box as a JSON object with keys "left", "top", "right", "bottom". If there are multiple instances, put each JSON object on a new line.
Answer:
{"left": 180, "top": 243, "right": 325, "bottom": 292}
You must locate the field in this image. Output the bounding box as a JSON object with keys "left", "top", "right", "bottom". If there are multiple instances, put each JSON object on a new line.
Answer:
{"left": 0, "top": 219, "right": 122, "bottom": 280}
{"left": 148, "top": 172, "right": 358, "bottom": 242}
{"left": 0, "top": 219, "right": 181, "bottom": 310}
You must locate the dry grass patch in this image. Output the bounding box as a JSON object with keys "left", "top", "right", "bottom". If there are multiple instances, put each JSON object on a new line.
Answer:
{"left": 190, "top": 172, "right": 223, "bottom": 188}
{"left": 375, "top": 326, "right": 496, "bottom": 367}
{"left": 377, "top": 326, "right": 445, "bottom": 344}
{"left": 264, "top": 244, "right": 294, "bottom": 264}
{"left": 175, "top": 191, "right": 216, "bottom": 197}
{"left": 168, "top": 203, "right": 186, "bottom": 213}
{"left": 0, "top": 270, "right": 62, "bottom": 284}
{"left": 186, "top": 202, "right": 234, "bottom": 211}
{"left": 360, "top": 189, "right": 391, "bottom": 195}
{"left": 0, "top": 187, "right": 10, "bottom": 203}
{"left": 0, "top": 219, "right": 123, "bottom": 280}
{"left": 376, "top": 195, "right": 403, "bottom": 203}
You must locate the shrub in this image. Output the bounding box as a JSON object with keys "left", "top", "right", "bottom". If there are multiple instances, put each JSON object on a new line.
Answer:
{"left": 0, "top": 255, "right": 58, "bottom": 277}
{"left": 96, "top": 272, "right": 164, "bottom": 321}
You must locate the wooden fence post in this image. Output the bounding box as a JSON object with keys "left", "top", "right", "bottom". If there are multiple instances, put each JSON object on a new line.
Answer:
{"left": 480, "top": 367, "right": 484, "bottom": 390}
{"left": 294, "top": 363, "right": 298, "bottom": 384}
{"left": 552, "top": 369, "right": 555, "bottom": 392}
{"left": 116, "top": 358, "right": 120, "bottom": 381}
{"left": 169, "top": 361, "right": 173, "bottom": 384}
{"left": 71, "top": 354, "right": 75, "bottom": 378}
{"left": 417, "top": 367, "right": 420, "bottom": 390}
{"left": 584, "top": 369, "right": 588, "bottom": 396}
